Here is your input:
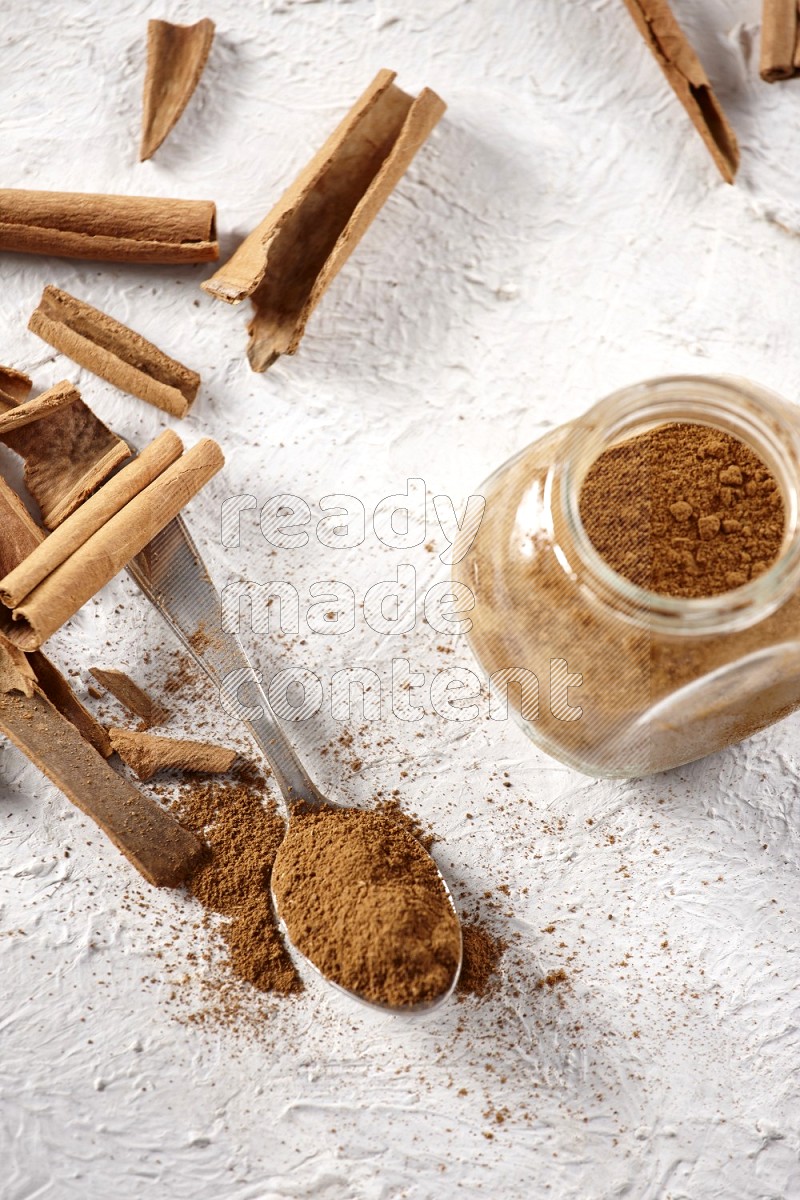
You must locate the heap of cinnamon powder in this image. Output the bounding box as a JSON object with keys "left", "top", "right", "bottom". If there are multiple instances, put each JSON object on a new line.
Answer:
{"left": 272, "top": 806, "right": 461, "bottom": 1008}
{"left": 579, "top": 423, "right": 785, "bottom": 598}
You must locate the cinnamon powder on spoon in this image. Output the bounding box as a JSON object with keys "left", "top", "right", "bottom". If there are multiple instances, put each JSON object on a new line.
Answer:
{"left": 272, "top": 806, "right": 462, "bottom": 1008}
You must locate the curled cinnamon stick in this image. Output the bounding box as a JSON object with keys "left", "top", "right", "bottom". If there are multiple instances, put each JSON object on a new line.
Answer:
{"left": 0, "top": 379, "right": 79, "bottom": 436}
{"left": 0, "top": 366, "right": 33, "bottom": 405}
{"left": 141, "top": 17, "right": 215, "bottom": 160}
{"left": 0, "top": 430, "right": 183, "bottom": 609}
{"left": 760, "top": 0, "right": 799, "bottom": 80}
{"left": 109, "top": 728, "right": 236, "bottom": 781}
{"left": 29, "top": 286, "right": 201, "bottom": 418}
{"left": 0, "top": 189, "right": 218, "bottom": 264}
{"left": 0, "top": 644, "right": 203, "bottom": 887}
{"left": 0, "top": 475, "right": 43, "bottom": 579}
{"left": 621, "top": 0, "right": 739, "bottom": 183}
{"left": 1, "top": 438, "right": 224, "bottom": 651}
{"left": 90, "top": 668, "right": 168, "bottom": 730}
{"left": 202, "top": 69, "right": 446, "bottom": 370}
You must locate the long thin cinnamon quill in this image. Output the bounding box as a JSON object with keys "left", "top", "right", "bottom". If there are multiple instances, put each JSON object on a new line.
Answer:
{"left": 202, "top": 69, "right": 446, "bottom": 370}
{"left": 621, "top": 0, "right": 739, "bottom": 183}
{"left": 0, "top": 430, "right": 183, "bottom": 609}
{"left": 760, "top": 0, "right": 800, "bottom": 80}
{"left": 29, "top": 287, "right": 201, "bottom": 418}
{"left": 0, "top": 189, "right": 218, "bottom": 264}
{"left": 1, "top": 438, "right": 223, "bottom": 651}
{"left": 141, "top": 18, "right": 215, "bottom": 160}
{"left": 0, "top": 645, "right": 203, "bottom": 887}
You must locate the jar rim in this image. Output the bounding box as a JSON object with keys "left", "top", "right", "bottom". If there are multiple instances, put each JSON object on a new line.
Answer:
{"left": 558, "top": 375, "right": 800, "bottom": 635}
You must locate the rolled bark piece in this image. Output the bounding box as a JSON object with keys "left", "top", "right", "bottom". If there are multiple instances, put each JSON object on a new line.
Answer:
{"left": 622, "top": 0, "right": 739, "bottom": 184}
{"left": 0, "top": 475, "right": 43, "bottom": 578}
{"left": 0, "top": 646, "right": 204, "bottom": 887}
{"left": 141, "top": 17, "right": 215, "bottom": 161}
{"left": 0, "top": 366, "right": 33, "bottom": 405}
{"left": 0, "top": 189, "right": 218, "bottom": 264}
{"left": 0, "top": 381, "right": 130, "bottom": 529}
{"left": 109, "top": 727, "right": 236, "bottom": 781}
{"left": 1, "top": 438, "right": 224, "bottom": 651}
{"left": 29, "top": 286, "right": 200, "bottom": 418}
{"left": 90, "top": 668, "right": 168, "bottom": 729}
{"left": 0, "top": 430, "right": 183, "bottom": 609}
{"left": 28, "top": 651, "right": 112, "bottom": 758}
{"left": 201, "top": 69, "right": 446, "bottom": 371}
{"left": 760, "top": 0, "right": 799, "bottom": 79}
{"left": 0, "top": 380, "right": 79, "bottom": 436}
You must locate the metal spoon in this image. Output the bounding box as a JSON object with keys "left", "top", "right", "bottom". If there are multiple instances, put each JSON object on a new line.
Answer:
{"left": 127, "top": 515, "right": 462, "bottom": 1014}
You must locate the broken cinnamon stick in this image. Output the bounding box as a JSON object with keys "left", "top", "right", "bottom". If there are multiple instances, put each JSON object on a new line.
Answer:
{"left": 621, "top": 0, "right": 739, "bottom": 183}
{"left": 90, "top": 668, "right": 168, "bottom": 729}
{"left": 0, "top": 379, "right": 79, "bottom": 436}
{"left": 1, "top": 438, "right": 223, "bottom": 651}
{"left": 760, "top": 0, "right": 799, "bottom": 80}
{"left": 0, "top": 366, "right": 33, "bottom": 405}
{"left": 0, "top": 644, "right": 203, "bottom": 887}
{"left": 29, "top": 286, "right": 200, "bottom": 418}
{"left": 0, "top": 189, "right": 218, "bottom": 264}
{"left": 0, "top": 475, "right": 43, "bottom": 579}
{"left": 28, "top": 651, "right": 112, "bottom": 758}
{"left": 202, "top": 69, "right": 446, "bottom": 370}
{"left": 0, "top": 381, "right": 130, "bottom": 529}
{"left": 0, "top": 430, "right": 183, "bottom": 609}
{"left": 108, "top": 727, "right": 236, "bottom": 781}
{"left": 141, "top": 17, "right": 215, "bottom": 161}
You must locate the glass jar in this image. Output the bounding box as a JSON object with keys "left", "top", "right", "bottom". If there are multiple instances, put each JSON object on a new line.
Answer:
{"left": 453, "top": 376, "right": 800, "bottom": 777}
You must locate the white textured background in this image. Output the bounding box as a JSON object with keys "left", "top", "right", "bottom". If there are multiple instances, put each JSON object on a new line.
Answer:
{"left": 2, "top": 1, "right": 800, "bottom": 1197}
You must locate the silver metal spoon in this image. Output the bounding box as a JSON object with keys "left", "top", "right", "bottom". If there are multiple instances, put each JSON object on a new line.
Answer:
{"left": 127, "top": 515, "right": 462, "bottom": 1014}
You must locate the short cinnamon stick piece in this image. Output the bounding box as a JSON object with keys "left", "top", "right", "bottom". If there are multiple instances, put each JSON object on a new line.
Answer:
{"left": 90, "top": 668, "right": 168, "bottom": 729}
{"left": 0, "top": 430, "right": 183, "bottom": 608}
{"left": 29, "top": 286, "right": 201, "bottom": 418}
{"left": 202, "top": 69, "right": 446, "bottom": 370}
{"left": 0, "top": 190, "right": 218, "bottom": 264}
{"left": 621, "top": 0, "right": 739, "bottom": 184}
{"left": 0, "top": 646, "right": 203, "bottom": 887}
{"left": 0, "top": 382, "right": 130, "bottom": 529}
{"left": 28, "top": 651, "right": 112, "bottom": 757}
{"left": 0, "top": 366, "right": 33, "bottom": 405}
{"left": 0, "top": 475, "right": 43, "bottom": 579}
{"left": 0, "top": 380, "right": 79, "bottom": 436}
{"left": 1, "top": 438, "right": 223, "bottom": 651}
{"left": 109, "top": 727, "right": 236, "bottom": 781}
{"left": 141, "top": 18, "right": 215, "bottom": 160}
{"left": 760, "top": 0, "right": 799, "bottom": 80}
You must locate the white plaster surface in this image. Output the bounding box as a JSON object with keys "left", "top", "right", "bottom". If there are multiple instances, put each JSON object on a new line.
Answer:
{"left": 2, "top": 1, "right": 800, "bottom": 1197}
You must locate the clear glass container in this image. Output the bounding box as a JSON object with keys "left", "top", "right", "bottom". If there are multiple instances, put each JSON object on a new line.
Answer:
{"left": 453, "top": 376, "right": 800, "bottom": 777}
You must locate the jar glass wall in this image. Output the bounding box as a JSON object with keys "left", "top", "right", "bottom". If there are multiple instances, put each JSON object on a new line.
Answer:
{"left": 453, "top": 377, "right": 800, "bottom": 777}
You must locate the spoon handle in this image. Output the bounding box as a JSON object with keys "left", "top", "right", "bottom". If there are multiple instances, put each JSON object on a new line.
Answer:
{"left": 127, "top": 515, "right": 326, "bottom": 810}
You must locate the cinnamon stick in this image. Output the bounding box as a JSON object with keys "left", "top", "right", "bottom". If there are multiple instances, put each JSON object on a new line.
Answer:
{"left": 0, "top": 644, "right": 203, "bottom": 887}
{"left": 0, "top": 366, "right": 33, "bottom": 405}
{"left": 1, "top": 438, "right": 223, "bottom": 651}
{"left": 0, "top": 430, "right": 183, "bottom": 608}
{"left": 0, "top": 381, "right": 130, "bottom": 529}
{"left": 621, "top": 0, "right": 739, "bottom": 184}
{"left": 0, "top": 379, "right": 79, "bottom": 436}
{"left": 0, "top": 475, "right": 43, "bottom": 579}
{"left": 141, "top": 18, "right": 215, "bottom": 161}
{"left": 29, "top": 286, "right": 200, "bottom": 418}
{"left": 90, "top": 668, "right": 168, "bottom": 729}
{"left": 108, "top": 727, "right": 236, "bottom": 781}
{"left": 202, "top": 69, "right": 446, "bottom": 370}
{"left": 0, "top": 189, "right": 218, "bottom": 264}
{"left": 27, "top": 651, "right": 111, "bottom": 758}
{"left": 760, "top": 0, "right": 799, "bottom": 80}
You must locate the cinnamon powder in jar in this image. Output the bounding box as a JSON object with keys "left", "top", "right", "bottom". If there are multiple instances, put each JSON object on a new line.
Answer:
{"left": 579, "top": 423, "right": 785, "bottom": 597}
{"left": 272, "top": 806, "right": 461, "bottom": 1008}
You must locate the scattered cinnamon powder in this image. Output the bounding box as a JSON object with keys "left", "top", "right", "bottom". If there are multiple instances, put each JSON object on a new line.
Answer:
{"left": 272, "top": 806, "right": 461, "bottom": 1008}
{"left": 169, "top": 773, "right": 301, "bottom": 995}
{"left": 579, "top": 423, "right": 786, "bottom": 597}
{"left": 457, "top": 922, "right": 505, "bottom": 998}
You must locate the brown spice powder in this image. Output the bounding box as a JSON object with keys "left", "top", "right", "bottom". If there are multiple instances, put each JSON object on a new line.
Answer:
{"left": 457, "top": 922, "right": 505, "bottom": 998}
{"left": 272, "top": 806, "right": 461, "bottom": 1008}
{"left": 579, "top": 423, "right": 785, "bottom": 597}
